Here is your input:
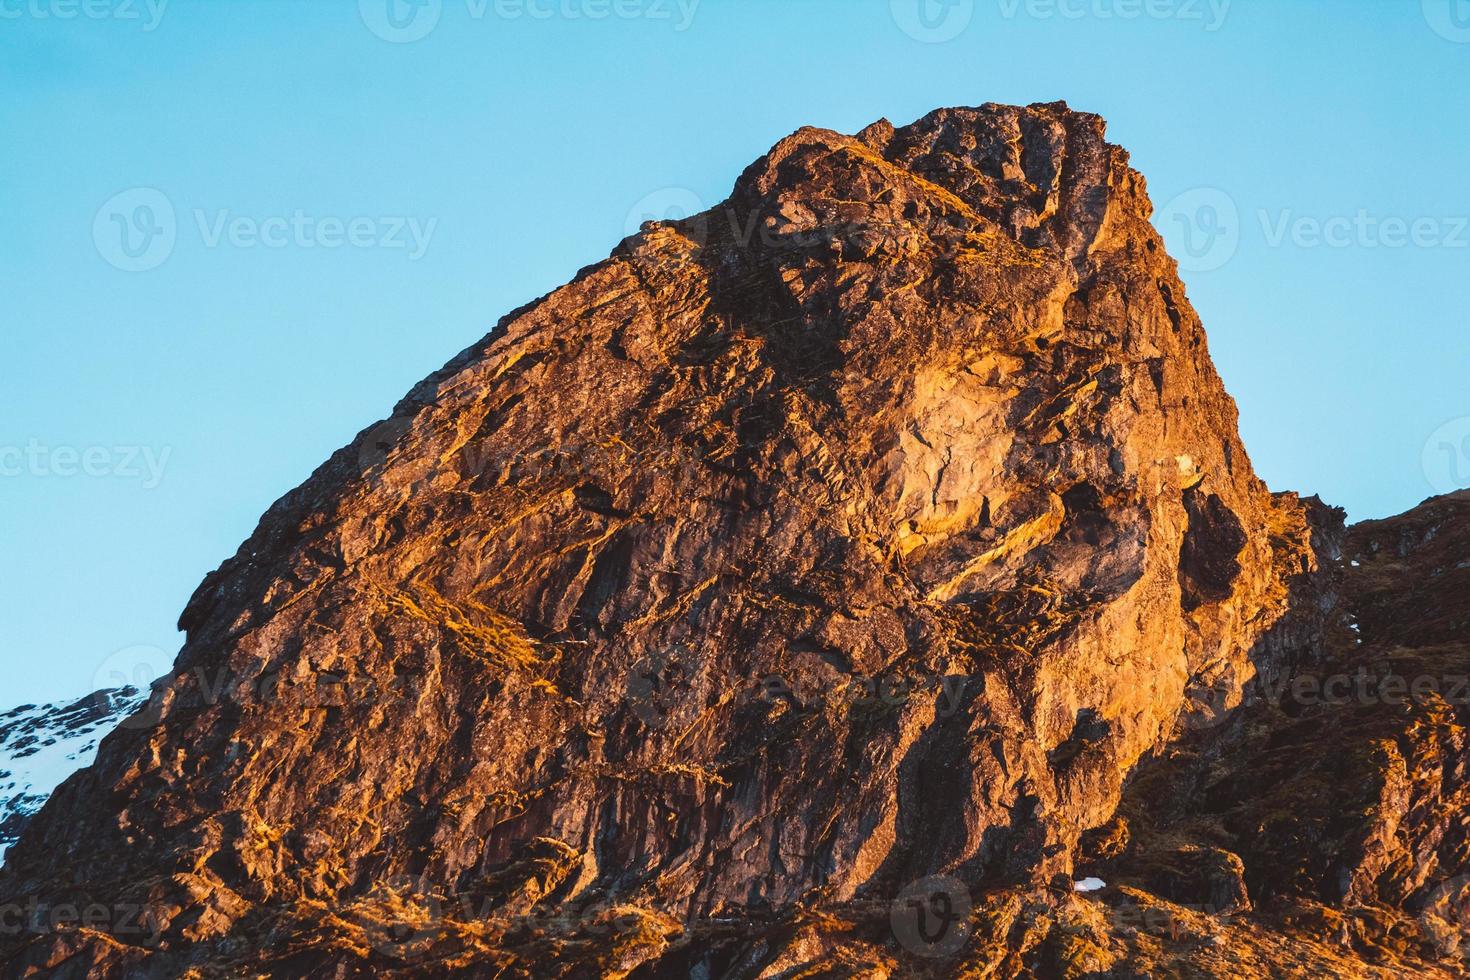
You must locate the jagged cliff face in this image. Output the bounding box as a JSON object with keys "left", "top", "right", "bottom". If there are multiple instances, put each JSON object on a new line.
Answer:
{"left": 0, "top": 103, "right": 1446, "bottom": 978}
{"left": 1070, "top": 492, "right": 1470, "bottom": 977}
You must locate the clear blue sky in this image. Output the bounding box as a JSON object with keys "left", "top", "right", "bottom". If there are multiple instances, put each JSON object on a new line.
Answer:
{"left": 3, "top": 0, "right": 1468, "bottom": 705}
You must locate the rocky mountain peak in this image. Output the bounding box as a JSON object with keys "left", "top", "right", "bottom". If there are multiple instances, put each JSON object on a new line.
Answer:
{"left": 1, "top": 104, "right": 1463, "bottom": 977}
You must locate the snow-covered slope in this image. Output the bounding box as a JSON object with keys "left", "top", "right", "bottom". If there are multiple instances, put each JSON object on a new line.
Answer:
{"left": 0, "top": 688, "right": 145, "bottom": 866}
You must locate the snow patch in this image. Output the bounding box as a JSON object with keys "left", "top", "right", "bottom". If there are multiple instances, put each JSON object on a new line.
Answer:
{"left": 0, "top": 688, "right": 144, "bottom": 866}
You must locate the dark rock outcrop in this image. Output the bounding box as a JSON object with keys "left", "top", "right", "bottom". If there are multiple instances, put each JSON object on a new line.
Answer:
{"left": 1087, "top": 491, "right": 1470, "bottom": 975}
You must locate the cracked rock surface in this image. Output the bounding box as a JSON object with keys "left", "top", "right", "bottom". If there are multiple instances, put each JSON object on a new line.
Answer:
{"left": 1, "top": 103, "right": 1463, "bottom": 978}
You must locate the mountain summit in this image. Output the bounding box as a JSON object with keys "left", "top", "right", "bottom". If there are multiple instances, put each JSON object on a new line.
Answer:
{"left": 3, "top": 103, "right": 1465, "bottom": 977}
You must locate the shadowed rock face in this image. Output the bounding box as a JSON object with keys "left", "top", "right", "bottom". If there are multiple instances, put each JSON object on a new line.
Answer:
{"left": 1080, "top": 491, "right": 1470, "bottom": 977}
{"left": 0, "top": 103, "right": 1460, "bottom": 977}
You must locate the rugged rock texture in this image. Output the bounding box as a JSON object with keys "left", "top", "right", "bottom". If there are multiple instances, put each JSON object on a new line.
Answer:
{"left": 0, "top": 103, "right": 1464, "bottom": 977}
{"left": 1081, "top": 490, "right": 1470, "bottom": 976}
